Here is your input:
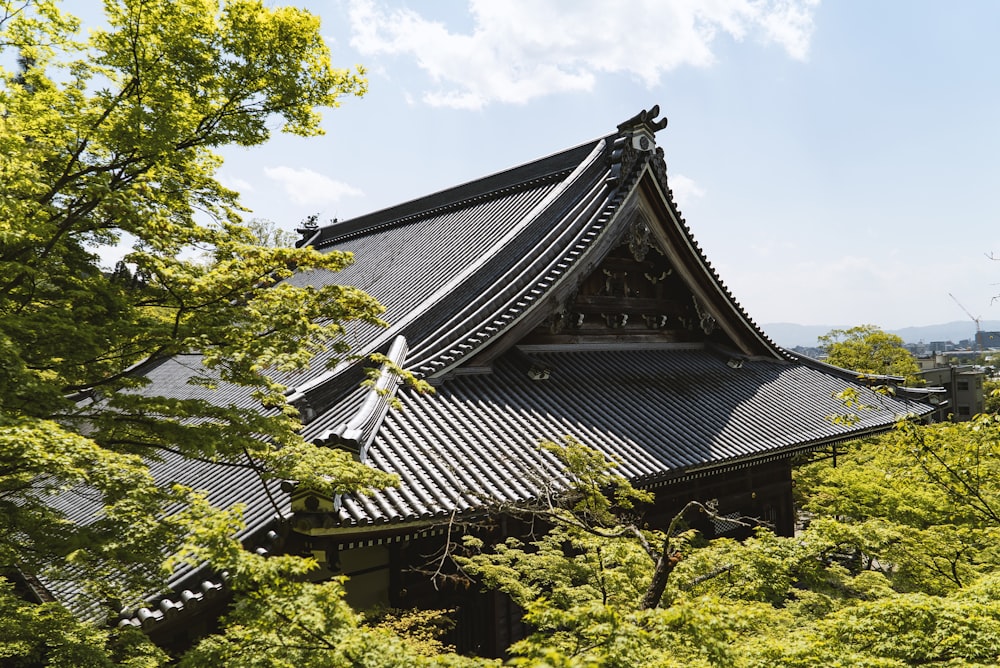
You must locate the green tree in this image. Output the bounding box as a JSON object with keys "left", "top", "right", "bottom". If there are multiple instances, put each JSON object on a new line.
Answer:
{"left": 797, "top": 415, "right": 1000, "bottom": 594}
{"left": 984, "top": 378, "right": 1000, "bottom": 413}
{"left": 456, "top": 440, "right": 743, "bottom": 667}
{"left": 455, "top": 432, "right": 1000, "bottom": 667}
{"left": 245, "top": 217, "right": 301, "bottom": 249}
{"left": 818, "top": 324, "right": 922, "bottom": 384}
{"left": 0, "top": 0, "right": 405, "bottom": 662}
{"left": 170, "top": 508, "right": 487, "bottom": 668}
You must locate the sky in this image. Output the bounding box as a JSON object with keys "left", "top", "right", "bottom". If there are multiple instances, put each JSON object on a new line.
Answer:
{"left": 95, "top": 0, "right": 1000, "bottom": 331}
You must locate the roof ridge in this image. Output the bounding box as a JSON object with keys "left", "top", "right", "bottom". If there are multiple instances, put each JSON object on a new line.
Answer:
{"left": 320, "top": 171, "right": 568, "bottom": 248}
{"left": 302, "top": 139, "right": 611, "bottom": 385}
{"left": 317, "top": 335, "right": 408, "bottom": 462}
{"left": 305, "top": 141, "right": 598, "bottom": 249}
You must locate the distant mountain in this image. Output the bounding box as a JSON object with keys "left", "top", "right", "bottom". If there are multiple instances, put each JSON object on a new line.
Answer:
{"left": 891, "top": 321, "right": 1000, "bottom": 345}
{"left": 760, "top": 321, "right": 1000, "bottom": 349}
{"left": 760, "top": 323, "right": 842, "bottom": 349}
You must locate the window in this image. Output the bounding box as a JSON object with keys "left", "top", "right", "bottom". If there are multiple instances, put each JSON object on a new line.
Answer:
{"left": 957, "top": 381, "right": 969, "bottom": 391}
{"left": 958, "top": 405, "right": 971, "bottom": 416}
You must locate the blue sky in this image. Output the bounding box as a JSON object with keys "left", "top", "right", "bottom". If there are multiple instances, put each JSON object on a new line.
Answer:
{"left": 103, "top": 1, "right": 1000, "bottom": 330}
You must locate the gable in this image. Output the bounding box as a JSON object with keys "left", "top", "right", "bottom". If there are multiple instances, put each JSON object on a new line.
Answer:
{"left": 437, "top": 154, "right": 782, "bottom": 377}
{"left": 519, "top": 224, "right": 736, "bottom": 349}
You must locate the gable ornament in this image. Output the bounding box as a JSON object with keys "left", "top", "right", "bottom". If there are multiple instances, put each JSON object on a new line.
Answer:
{"left": 603, "top": 313, "right": 629, "bottom": 329}
{"left": 643, "top": 269, "right": 672, "bottom": 285}
{"left": 543, "top": 310, "right": 567, "bottom": 335}
{"left": 643, "top": 314, "right": 669, "bottom": 329}
{"left": 692, "top": 296, "right": 718, "bottom": 336}
{"left": 602, "top": 269, "right": 629, "bottom": 297}
{"left": 651, "top": 147, "right": 670, "bottom": 192}
{"left": 608, "top": 106, "right": 668, "bottom": 186}
{"left": 626, "top": 217, "right": 653, "bottom": 262}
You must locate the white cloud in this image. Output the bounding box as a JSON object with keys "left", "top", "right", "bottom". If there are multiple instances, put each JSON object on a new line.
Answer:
{"left": 667, "top": 173, "right": 706, "bottom": 209}
{"left": 262, "top": 166, "right": 363, "bottom": 207}
{"left": 348, "top": 0, "right": 819, "bottom": 110}
{"left": 219, "top": 175, "right": 253, "bottom": 193}
{"left": 723, "top": 249, "right": 963, "bottom": 329}
{"left": 756, "top": 0, "right": 819, "bottom": 61}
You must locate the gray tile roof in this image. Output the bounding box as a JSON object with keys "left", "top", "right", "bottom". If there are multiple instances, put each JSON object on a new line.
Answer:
{"left": 331, "top": 346, "right": 929, "bottom": 527}
{"left": 36, "top": 107, "right": 935, "bottom": 627}
{"left": 279, "top": 143, "right": 592, "bottom": 389}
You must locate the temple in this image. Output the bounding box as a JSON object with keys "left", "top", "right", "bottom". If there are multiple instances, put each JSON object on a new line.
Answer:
{"left": 37, "top": 107, "right": 935, "bottom": 654}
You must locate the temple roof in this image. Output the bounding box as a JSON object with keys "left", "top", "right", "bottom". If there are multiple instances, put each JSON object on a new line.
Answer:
{"left": 40, "top": 107, "right": 934, "bottom": 626}
{"left": 326, "top": 347, "right": 932, "bottom": 530}
{"left": 282, "top": 104, "right": 932, "bottom": 531}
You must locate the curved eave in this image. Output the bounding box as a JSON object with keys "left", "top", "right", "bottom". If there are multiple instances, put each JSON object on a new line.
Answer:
{"left": 786, "top": 349, "right": 912, "bottom": 385}
{"left": 316, "top": 348, "right": 933, "bottom": 532}
{"left": 399, "top": 138, "right": 620, "bottom": 376}
{"left": 411, "top": 143, "right": 791, "bottom": 381}
{"left": 409, "top": 138, "right": 675, "bottom": 380}
{"left": 634, "top": 165, "right": 786, "bottom": 360}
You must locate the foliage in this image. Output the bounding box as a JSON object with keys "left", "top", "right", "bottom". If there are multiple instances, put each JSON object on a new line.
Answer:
{"left": 0, "top": 578, "right": 167, "bottom": 668}
{"left": 487, "top": 438, "right": 701, "bottom": 609}
{"left": 174, "top": 518, "right": 490, "bottom": 668}
{"left": 798, "top": 415, "right": 1000, "bottom": 594}
{"left": 365, "top": 607, "right": 461, "bottom": 659}
{"left": 818, "top": 325, "right": 922, "bottom": 384}
{"left": 984, "top": 378, "right": 1000, "bottom": 414}
{"left": 455, "top": 431, "right": 1000, "bottom": 667}
{"left": 244, "top": 218, "right": 301, "bottom": 249}
{"left": 0, "top": 0, "right": 406, "bottom": 661}
{"left": 536, "top": 436, "right": 655, "bottom": 527}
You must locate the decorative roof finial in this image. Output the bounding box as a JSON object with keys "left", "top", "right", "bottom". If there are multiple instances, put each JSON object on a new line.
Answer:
{"left": 295, "top": 213, "right": 327, "bottom": 247}
{"left": 608, "top": 106, "right": 668, "bottom": 185}
{"left": 617, "top": 105, "right": 668, "bottom": 140}
{"left": 298, "top": 213, "right": 320, "bottom": 231}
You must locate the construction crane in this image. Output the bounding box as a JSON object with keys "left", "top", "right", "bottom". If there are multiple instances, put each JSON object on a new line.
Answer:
{"left": 949, "top": 293, "right": 982, "bottom": 350}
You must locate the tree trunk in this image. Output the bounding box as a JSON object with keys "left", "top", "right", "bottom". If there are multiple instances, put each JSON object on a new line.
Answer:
{"left": 641, "top": 550, "right": 681, "bottom": 609}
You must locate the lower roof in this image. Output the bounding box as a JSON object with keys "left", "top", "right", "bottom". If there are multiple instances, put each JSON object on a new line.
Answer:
{"left": 331, "top": 345, "right": 931, "bottom": 528}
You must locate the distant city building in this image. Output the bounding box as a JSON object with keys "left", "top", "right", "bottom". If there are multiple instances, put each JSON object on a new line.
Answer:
{"left": 918, "top": 364, "right": 985, "bottom": 421}
{"left": 976, "top": 331, "right": 1000, "bottom": 349}
{"left": 917, "top": 356, "right": 944, "bottom": 371}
